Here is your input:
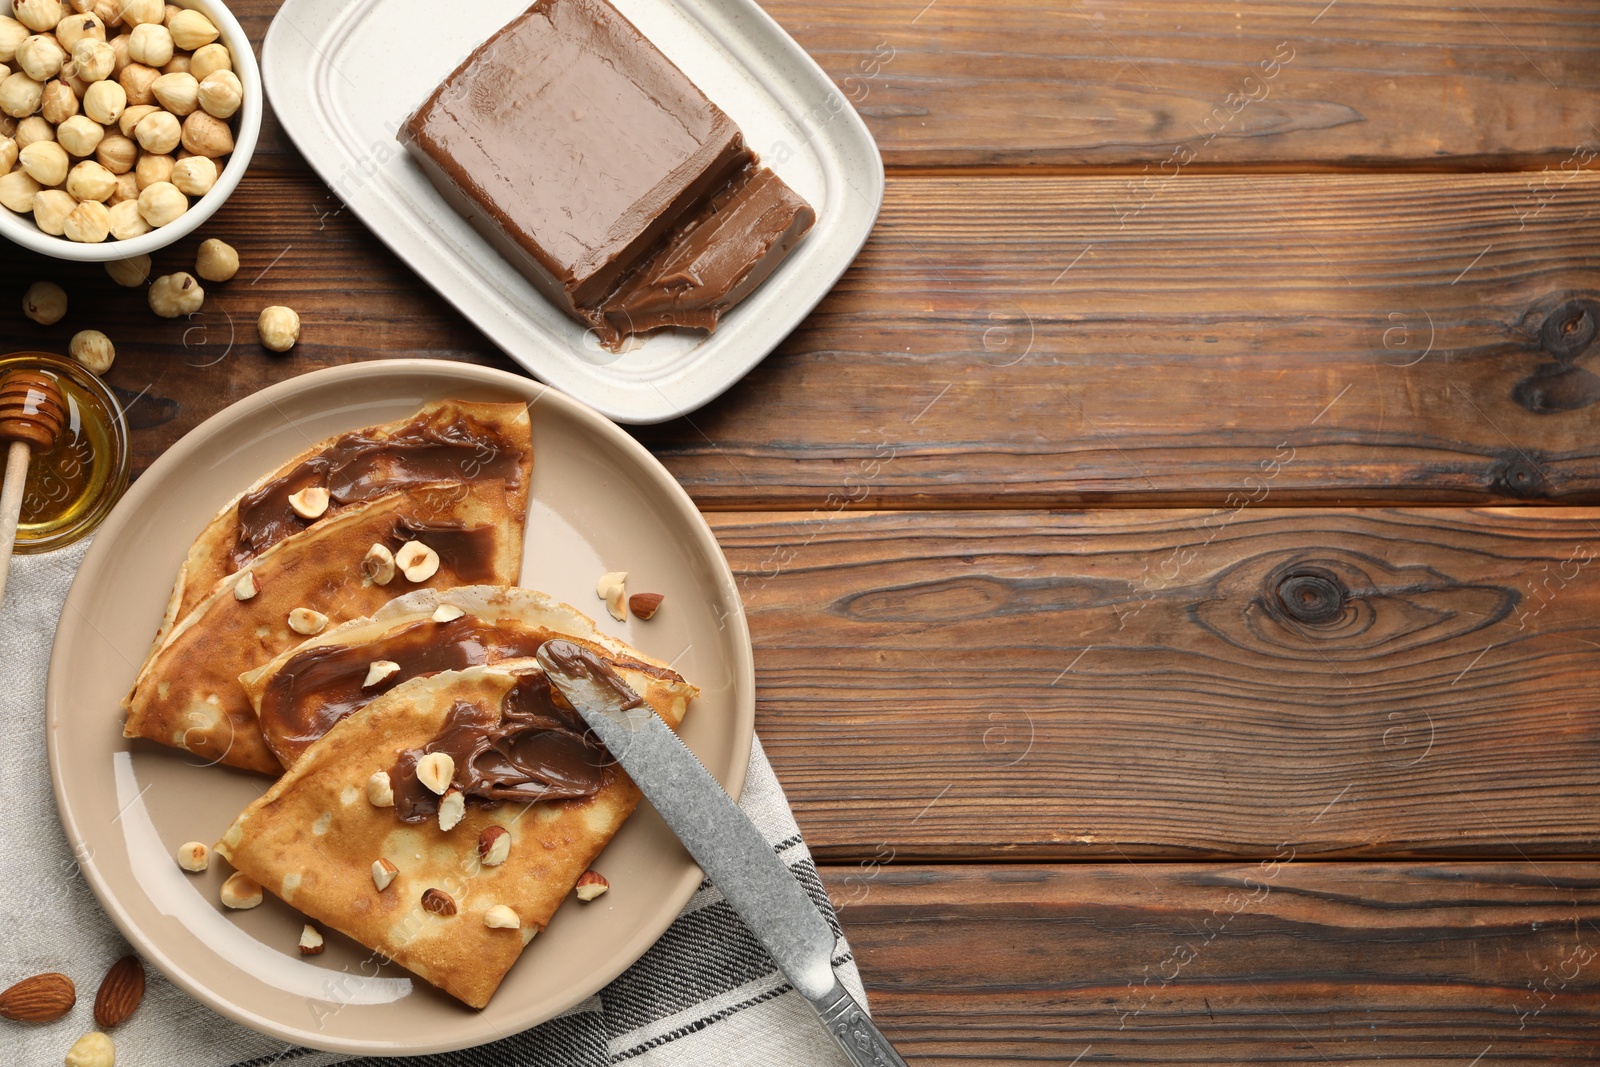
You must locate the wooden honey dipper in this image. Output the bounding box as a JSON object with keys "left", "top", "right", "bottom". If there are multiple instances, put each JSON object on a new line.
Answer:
{"left": 0, "top": 370, "right": 67, "bottom": 605}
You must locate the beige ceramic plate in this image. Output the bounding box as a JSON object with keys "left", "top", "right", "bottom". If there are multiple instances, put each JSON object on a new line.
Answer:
{"left": 47, "top": 361, "right": 755, "bottom": 1055}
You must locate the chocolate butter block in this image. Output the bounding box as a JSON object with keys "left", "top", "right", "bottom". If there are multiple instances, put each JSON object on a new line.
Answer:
{"left": 401, "top": 0, "right": 815, "bottom": 348}
{"left": 400, "top": 0, "right": 752, "bottom": 316}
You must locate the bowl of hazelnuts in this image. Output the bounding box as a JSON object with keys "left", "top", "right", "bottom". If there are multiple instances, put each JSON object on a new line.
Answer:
{"left": 0, "top": 0, "right": 261, "bottom": 260}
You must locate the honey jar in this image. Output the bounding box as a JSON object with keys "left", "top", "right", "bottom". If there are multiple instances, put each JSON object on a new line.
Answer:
{"left": 0, "top": 352, "right": 130, "bottom": 552}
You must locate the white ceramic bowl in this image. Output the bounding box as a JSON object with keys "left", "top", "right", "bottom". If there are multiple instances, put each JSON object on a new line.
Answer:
{"left": 0, "top": 0, "right": 262, "bottom": 261}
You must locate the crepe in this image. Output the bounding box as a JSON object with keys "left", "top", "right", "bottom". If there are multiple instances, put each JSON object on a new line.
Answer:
{"left": 152, "top": 400, "right": 532, "bottom": 650}
{"left": 215, "top": 659, "right": 691, "bottom": 1008}
{"left": 239, "top": 585, "right": 696, "bottom": 770}
{"left": 123, "top": 486, "right": 526, "bottom": 774}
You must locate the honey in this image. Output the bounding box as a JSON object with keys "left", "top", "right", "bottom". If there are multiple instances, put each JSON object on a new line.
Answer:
{"left": 0, "top": 352, "right": 129, "bottom": 553}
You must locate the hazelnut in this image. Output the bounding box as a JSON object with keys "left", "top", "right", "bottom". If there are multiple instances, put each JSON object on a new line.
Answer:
{"left": 360, "top": 542, "right": 395, "bottom": 585}
{"left": 65, "top": 158, "right": 114, "bottom": 200}
{"left": 39, "top": 76, "right": 77, "bottom": 123}
{"left": 62, "top": 197, "right": 109, "bottom": 241}
{"left": 420, "top": 888, "right": 456, "bottom": 916}
{"left": 15, "top": 32, "right": 64, "bottom": 80}
{"left": 105, "top": 32, "right": 127, "bottom": 77}
{"left": 193, "top": 236, "right": 236, "bottom": 279}
{"left": 365, "top": 769, "right": 394, "bottom": 806}
{"left": 69, "top": 328, "right": 114, "bottom": 372}
{"left": 477, "top": 825, "right": 510, "bottom": 866}
{"left": 415, "top": 751, "right": 454, "bottom": 795}
{"left": 22, "top": 279, "right": 66, "bottom": 323}
{"left": 103, "top": 252, "right": 149, "bottom": 287}
{"left": 437, "top": 789, "right": 465, "bottom": 832}
{"left": 483, "top": 905, "right": 520, "bottom": 930}
{"left": 19, "top": 135, "right": 67, "bottom": 183}
{"left": 63, "top": 1032, "right": 115, "bottom": 1067}
{"left": 148, "top": 69, "right": 193, "bottom": 115}
{"left": 187, "top": 41, "right": 228, "bottom": 81}
{"left": 362, "top": 660, "right": 399, "bottom": 689}
{"left": 105, "top": 197, "right": 145, "bottom": 237}
{"left": 219, "top": 871, "right": 263, "bottom": 909}
{"left": 116, "top": 0, "right": 163, "bottom": 28}
{"left": 14, "top": 113, "right": 52, "bottom": 146}
{"left": 117, "top": 60, "right": 157, "bottom": 105}
{"left": 0, "top": 70, "right": 43, "bottom": 118}
{"left": 92, "top": 128, "right": 132, "bottom": 170}
{"left": 124, "top": 21, "right": 169, "bottom": 66}
{"left": 55, "top": 12, "right": 105, "bottom": 53}
{"left": 165, "top": 8, "right": 215, "bottom": 50}
{"left": 115, "top": 101, "right": 153, "bottom": 137}
{"left": 575, "top": 869, "right": 609, "bottom": 901}
{"left": 135, "top": 179, "right": 184, "bottom": 227}
{"left": 596, "top": 570, "right": 627, "bottom": 621}
{"left": 170, "top": 152, "right": 214, "bottom": 195}
{"left": 31, "top": 187, "right": 74, "bottom": 234}
{"left": 298, "top": 925, "right": 324, "bottom": 956}
{"left": 257, "top": 304, "right": 299, "bottom": 352}
{"left": 370, "top": 857, "right": 398, "bottom": 891}
{"left": 69, "top": 35, "right": 113, "bottom": 82}
{"left": 174, "top": 840, "right": 208, "bottom": 872}
{"left": 145, "top": 268, "right": 201, "bottom": 315}
{"left": 54, "top": 112, "right": 103, "bottom": 156}
{"left": 431, "top": 603, "right": 464, "bottom": 623}
{"left": 231, "top": 569, "right": 257, "bottom": 600}
{"left": 628, "top": 592, "right": 664, "bottom": 620}
{"left": 80, "top": 75, "right": 121, "bottom": 124}
{"left": 132, "top": 147, "right": 169, "bottom": 187}
{"left": 132, "top": 106, "right": 177, "bottom": 152}
{"left": 105, "top": 169, "right": 137, "bottom": 205}
{"left": 287, "top": 485, "right": 329, "bottom": 519}
{"left": 179, "top": 107, "right": 229, "bottom": 156}
{"left": 0, "top": 133, "right": 16, "bottom": 171}
{"left": 195, "top": 67, "right": 237, "bottom": 119}
{"left": 0, "top": 20, "right": 28, "bottom": 64}
{"left": 0, "top": 168, "right": 40, "bottom": 212}
{"left": 13, "top": 0, "right": 64, "bottom": 34}
{"left": 287, "top": 607, "right": 327, "bottom": 635}
{"left": 394, "top": 540, "right": 439, "bottom": 582}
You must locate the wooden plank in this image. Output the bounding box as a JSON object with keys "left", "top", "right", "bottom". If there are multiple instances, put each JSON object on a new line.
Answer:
{"left": 757, "top": 0, "right": 1600, "bottom": 169}
{"left": 820, "top": 862, "right": 1600, "bottom": 1064}
{"left": 6, "top": 171, "right": 1595, "bottom": 502}
{"left": 641, "top": 171, "right": 1600, "bottom": 508}
{"left": 714, "top": 508, "right": 1600, "bottom": 861}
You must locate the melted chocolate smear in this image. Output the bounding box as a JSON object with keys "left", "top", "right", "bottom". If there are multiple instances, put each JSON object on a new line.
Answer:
{"left": 229, "top": 414, "right": 517, "bottom": 569}
{"left": 259, "top": 616, "right": 550, "bottom": 767}
{"left": 391, "top": 673, "right": 609, "bottom": 823}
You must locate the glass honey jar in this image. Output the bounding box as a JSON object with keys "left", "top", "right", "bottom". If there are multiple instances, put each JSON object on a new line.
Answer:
{"left": 0, "top": 352, "right": 130, "bottom": 553}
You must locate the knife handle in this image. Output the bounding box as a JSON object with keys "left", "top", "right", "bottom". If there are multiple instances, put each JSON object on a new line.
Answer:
{"left": 809, "top": 978, "right": 911, "bottom": 1067}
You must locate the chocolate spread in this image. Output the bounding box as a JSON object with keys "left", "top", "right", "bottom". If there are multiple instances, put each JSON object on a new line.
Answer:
{"left": 391, "top": 672, "right": 610, "bottom": 822}
{"left": 399, "top": 0, "right": 814, "bottom": 349}
{"left": 230, "top": 415, "right": 517, "bottom": 568}
{"left": 259, "top": 615, "right": 550, "bottom": 766}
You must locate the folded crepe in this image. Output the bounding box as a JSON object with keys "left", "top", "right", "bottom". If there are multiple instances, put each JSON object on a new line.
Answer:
{"left": 123, "top": 485, "right": 526, "bottom": 774}
{"left": 152, "top": 400, "right": 532, "bottom": 650}
{"left": 239, "top": 585, "right": 695, "bottom": 770}
{"left": 216, "top": 656, "right": 693, "bottom": 1008}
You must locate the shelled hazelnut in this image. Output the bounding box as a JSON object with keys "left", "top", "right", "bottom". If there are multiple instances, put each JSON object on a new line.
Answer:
{"left": 0, "top": 4, "right": 242, "bottom": 242}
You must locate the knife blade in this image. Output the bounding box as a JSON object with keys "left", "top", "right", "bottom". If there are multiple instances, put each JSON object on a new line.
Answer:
{"left": 536, "top": 640, "right": 909, "bottom": 1067}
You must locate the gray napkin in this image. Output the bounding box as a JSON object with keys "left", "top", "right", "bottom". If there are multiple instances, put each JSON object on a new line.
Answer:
{"left": 2, "top": 540, "right": 862, "bottom": 1065}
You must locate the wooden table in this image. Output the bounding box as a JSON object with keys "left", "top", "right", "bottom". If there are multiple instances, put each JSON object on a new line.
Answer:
{"left": 6, "top": 1, "right": 1600, "bottom": 1061}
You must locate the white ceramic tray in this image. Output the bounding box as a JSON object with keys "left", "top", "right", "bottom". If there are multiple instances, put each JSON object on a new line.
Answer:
{"left": 260, "top": 0, "right": 884, "bottom": 424}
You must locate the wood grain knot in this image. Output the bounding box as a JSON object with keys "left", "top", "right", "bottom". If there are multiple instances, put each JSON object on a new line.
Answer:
{"left": 1274, "top": 568, "right": 1345, "bottom": 624}
{"left": 1490, "top": 455, "right": 1547, "bottom": 498}
{"left": 1513, "top": 295, "right": 1600, "bottom": 413}
{"left": 0, "top": 370, "right": 67, "bottom": 453}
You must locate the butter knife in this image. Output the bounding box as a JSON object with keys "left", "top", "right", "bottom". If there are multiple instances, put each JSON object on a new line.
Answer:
{"left": 536, "top": 640, "right": 909, "bottom": 1067}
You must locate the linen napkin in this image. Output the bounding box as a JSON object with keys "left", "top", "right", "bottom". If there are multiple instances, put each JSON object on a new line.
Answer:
{"left": 2, "top": 541, "right": 864, "bottom": 1065}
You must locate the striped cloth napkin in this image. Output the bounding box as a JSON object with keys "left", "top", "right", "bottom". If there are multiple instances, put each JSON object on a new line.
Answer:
{"left": 2, "top": 540, "right": 864, "bottom": 1066}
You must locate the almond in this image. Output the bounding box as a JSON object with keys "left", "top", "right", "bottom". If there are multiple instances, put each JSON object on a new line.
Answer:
{"left": 421, "top": 888, "right": 456, "bottom": 916}
{"left": 93, "top": 955, "right": 144, "bottom": 1029}
{"left": 437, "top": 789, "right": 465, "bottom": 832}
{"left": 299, "top": 925, "right": 325, "bottom": 956}
{"left": 0, "top": 971, "right": 76, "bottom": 1022}
{"left": 628, "top": 592, "right": 664, "bottom": 620}
{"left": 478, "top": 825, "right": 510, "bottom": 867}
{"left": 371, "top": 857, "right": 398, "bottom": 891}
{"left": 575, "top": 869, "right": 609, "bottom": 901}
{"left": 596, "top": 571, "right": 627, "bottom": 621}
